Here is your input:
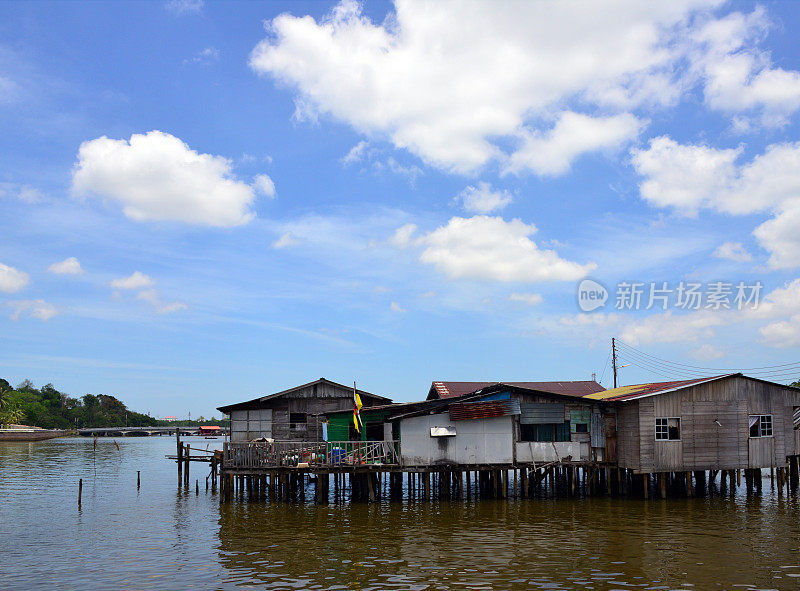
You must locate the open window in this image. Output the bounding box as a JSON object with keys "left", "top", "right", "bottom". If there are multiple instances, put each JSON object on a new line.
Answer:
{"left": 289, "top": 412, "right": 307, "bottom": 431}
{"left": 655, "top": 417, "right": 680, "bottom": 441}
{"left": 749, "top": 414, "right": 773, "bottom": 438}
{"left": 793, "top": 407, "right": 800, "bottom": 431}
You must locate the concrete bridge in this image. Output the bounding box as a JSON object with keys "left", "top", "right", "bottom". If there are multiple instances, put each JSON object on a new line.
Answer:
{"left": 77, "top": 426, "right": 228, "bottom": 437}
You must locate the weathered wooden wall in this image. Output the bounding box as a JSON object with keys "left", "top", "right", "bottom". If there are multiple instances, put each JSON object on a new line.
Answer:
{"left": 621, "top": 376, "right": 800, "bottom": 473}
{"left": 228, "top": 382, "right": 385, "bottom": 443}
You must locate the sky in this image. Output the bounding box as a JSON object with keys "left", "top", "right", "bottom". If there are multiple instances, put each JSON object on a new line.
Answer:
{"left": 3, "top": 0, "right": 800, "bottom": 419}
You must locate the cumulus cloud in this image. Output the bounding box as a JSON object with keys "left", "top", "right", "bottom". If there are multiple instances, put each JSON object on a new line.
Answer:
{"left": 7, "top": 299, "right": 58, "bottom": 321}
{"left": 110, "top": 271, "right": 154, "bottom": 290}
{"left": 408, "top": 216, "right": 595, "bottom": 283}
{"left": 505, "top": 112, "right": 644, "bottom": 176}
{"left": 390, "top": 301, "right": 406, "bottom": 313}
{"left": 692, "top": 7, "right": 800, "bottom": 127}
{"left": 250, "top": 2, "right": 799, "bottom": 174}
{"left": 713, "top": 242, "right": 752, "bottom": 262}
{"left": 509, "top": 292, "right": 543, "bottom": 306}
{"left": 456, "top": 182, "right": 512, "bottom": 214}
{"left": 0, "top": 263, "right": 29, "bottom": 293}
{"left": 48, "top": 257, "right": 84, "bottom": 275}
{"left": 72, "top": 131, "right": 257, "bottom": 227}
{"left": 253, "top": 173, "right": 276, "bottom": 197}
{"left": 633, "top": 137, "right": 800, "bottom": 268}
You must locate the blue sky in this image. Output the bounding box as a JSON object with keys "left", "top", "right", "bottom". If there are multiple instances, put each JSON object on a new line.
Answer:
{"left": 3, "top": 0, "right": 800, "bottom": 418}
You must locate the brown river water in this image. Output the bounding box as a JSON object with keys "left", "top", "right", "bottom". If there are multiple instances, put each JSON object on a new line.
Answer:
{"left": 2, "top": 436, "right": 800, "bottom": 590}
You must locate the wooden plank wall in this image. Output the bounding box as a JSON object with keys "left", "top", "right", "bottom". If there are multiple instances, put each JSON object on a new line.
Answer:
{"left": 616, "top": 402, "right": 640, "bottom": 469}
{"left": 628, "top": 376, "right": 800, "bottom": 473}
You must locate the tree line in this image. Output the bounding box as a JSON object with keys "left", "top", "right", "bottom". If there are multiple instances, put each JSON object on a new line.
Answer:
{"left": 0, "top": 378, "right": 224, "bottom": 429}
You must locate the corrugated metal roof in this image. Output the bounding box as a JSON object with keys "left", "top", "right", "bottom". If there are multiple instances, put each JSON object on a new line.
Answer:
{"left": 429, "top": 380, "right": 605, "bottom": 400}
{"left": 217, "top": 378, "right": 391, "bottom": 413}
{"left": 583, "top": 375, "right": 734, "bottom": 402}
{"left": 449, "top": 399, "right": 521, "bottom": 421}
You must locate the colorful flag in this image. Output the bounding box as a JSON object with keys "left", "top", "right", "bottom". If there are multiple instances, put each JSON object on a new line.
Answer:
{"left": 353, "top": 382, "right": 363, "bottom": 433}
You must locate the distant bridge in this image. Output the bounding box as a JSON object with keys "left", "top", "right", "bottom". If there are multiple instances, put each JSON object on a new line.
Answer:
{"left": 77, "top": 426, "right": 228, "bottom": 437}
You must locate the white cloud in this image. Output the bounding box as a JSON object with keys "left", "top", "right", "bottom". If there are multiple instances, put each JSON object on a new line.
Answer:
{"left": 341, "top": 141, "right": 369, "bottom": 165}
{"left": 634, "top": 138, "right": 800, "bottom": 267}
{"left": 505, "top": 112, "right": 644, "bottom": 176}
{"left": 8, "top": 299, "right": 58, "bottom": 321}
{"left": 389, "top": 301, "right": 405, "bottom": 313}
{"left": 690, "top": 343, "right": 724, "bottom": 360}
{"left": 136, "top": 289, "right": 187, "bottom": 315}
{"left": 631, "top": 136, "right": 740, "bottom": 216}
{"left": 253, "top": 173, "right": 276, "bottom": 198}
{"left": 110, "top": 271, "right": 154, "bottom": 290}
{"left": 389, "top": 223, "right": 418, "bottom": 249}
{"left": 17, "top": 185, "right": 44, "bottom": 203}
{"left": 413, "top": 216, "right": 596, "bottom": 283}
{"left": 509, "top": 292, "right": 543, "bottom": 306}
{"left": 0, "top": 263, "right": 29, "bottom": 293}
{"left": 250, "top": 0, "right": 731, "bottom": 175}
{"left": 72, "top": 130, "right": 257, "bottom": 227}
{"left": 619, "top": 310, "right": 726, "bottom": 345}
{"left": 184, "top": 47, "right": 219, "bottom": 66}
{"left": 272, "top": 232, "right": 301, "bottom": 249}
{"left": 633, "top": 138, "right": 800, "bottom": 268}
{"left": 48, "top": 257, "right": 84, "bottom": 275}
{"left": 713, "top": 242, "right": 752, "bottom": 263}
{"left": 456, "top": 182, "right": 512, "bottom": 214}
{"left": 109, "top": 272, "right": 185, "bottom": 314}
{"left": 692, "top": 7, "right": 800, "bottom": 127}
{"left": 165, "top": 0, "right": 203, "bottom": 15}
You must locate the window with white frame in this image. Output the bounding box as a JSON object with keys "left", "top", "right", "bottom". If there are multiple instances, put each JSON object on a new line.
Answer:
{"left": 655, "top": 417, "right": 680, "bottom": 441}
{"left": 749, "top": 414, "right": 773, "bottom": 438}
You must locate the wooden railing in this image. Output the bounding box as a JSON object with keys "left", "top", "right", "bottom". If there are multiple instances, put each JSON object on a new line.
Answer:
{"left": 223, "top": 440, "right": 401, "bottom": 469}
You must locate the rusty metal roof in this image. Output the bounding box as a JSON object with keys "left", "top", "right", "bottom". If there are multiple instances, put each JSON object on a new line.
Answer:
{"left": 583, "top": 375, "right": 734, "bottom": 402}
{"left": 449, "top": 399, "right": 521, "bottom": 421}
{"left": 428, "top": 380, "right": 605, "bottom": 400}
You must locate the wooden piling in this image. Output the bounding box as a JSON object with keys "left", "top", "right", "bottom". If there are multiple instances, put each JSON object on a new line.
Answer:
{"left": 137, "top": 470, "right": 140, "bottom": 490}
{"left": 78, "top": 478, "right": 82, "bottom": 508}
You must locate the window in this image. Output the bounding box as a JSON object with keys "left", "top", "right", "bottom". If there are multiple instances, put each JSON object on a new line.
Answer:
{"left": 655, "top": 417, "right": 680, "bottom": 441}
{"left": 793, "top": 407, "right": 800, "bottom": 431}
{"left": 289, "top": 412, "right": 307, "bottom": 430}
{"left": 749, "top": 414, "right": 773, "bottom": 438}
{"left": 520, "top": 422, "right": 570, "bottom": 442}
{"left": 574, "top": 423, "right": 588, "bottom": 433}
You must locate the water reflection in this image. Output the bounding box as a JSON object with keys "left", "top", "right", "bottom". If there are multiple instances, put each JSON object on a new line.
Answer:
{"left": 2, "top": 438, "right": 800, "bottom": 590}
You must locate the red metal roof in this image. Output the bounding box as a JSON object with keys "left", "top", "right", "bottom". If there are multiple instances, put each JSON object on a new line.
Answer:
{"left": 428, "top": 380, "right": 605, "bottom": 400}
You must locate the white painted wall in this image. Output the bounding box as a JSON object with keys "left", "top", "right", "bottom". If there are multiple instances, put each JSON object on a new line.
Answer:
{"left": 515, "top": 441, "right": 582, "bottom": 463}
{"left": 400, "top": 413, "right": 513, "bottom": 465}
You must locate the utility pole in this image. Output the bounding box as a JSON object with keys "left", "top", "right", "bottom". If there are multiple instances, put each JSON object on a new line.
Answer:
{"left": 612, "top": 337, "right": 618, "bottom": 389}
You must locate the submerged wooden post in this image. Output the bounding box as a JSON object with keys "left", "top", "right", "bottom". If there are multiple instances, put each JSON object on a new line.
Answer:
{"left": 176, "top": 428, "right": 182, "bottom": 480}
{"left": 137, "top": 470, "right": 140, "bottom": 490}
{"left": 78, "top": 478, "right": 83, "bottom": 508}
